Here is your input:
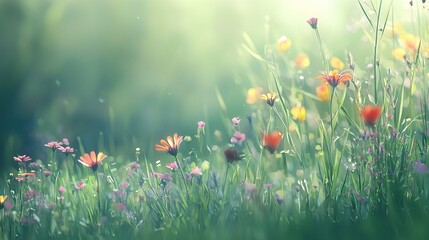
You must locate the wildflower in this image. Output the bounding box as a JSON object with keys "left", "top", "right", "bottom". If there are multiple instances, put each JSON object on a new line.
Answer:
{"left": 246, "top": 87, "right": 263, "bottom": 104}
{"left": 316, "top": 70, "right": 353, "bottom": 88}
{"left": 262, "top": 131, "right": 283, "bottom": 154}
{"left": 43, "top": 170, "right": 52, "bottom": 177}
{"left": 261, "top": 92, "right": 278, "bottom": 107}
{"left": 231, "top": 117, "right": 240, "bottom": 125}
{"left": 330, "top": 57, "right": 344, "bottom": 70}
{"left": 4, "top": 201, "right": 13, "bottom": 210}
{"left": 115, "top": 202, "right": 127, "bottom": 212}
{"left": 295, "top": 53, "right": 310, "bottom": 69}
{"left": 19, "top": 172, "right": 36, "bottom": 178}
{"left": 201, "top": 160, "right": 210, "bottom": 171}
{"left": 307, "top": 17, "right": 318, "bottom": 29}
{"left": 277, "top": 36, "right": 291, "bottom": 52}
{"left": 361, "top": 105, "right": 382, "bottom": 126}
{"left": 44, "top": 141, "right": 63, "bottom": 150}
{"left": 153, "top": 172, "right": 172, "bottom": 181}
{"left": 120, "top": 181, "right": 129, "bottom": 189}
{"left": 75, "top": 180, "right": 86, "bottom": 190}
{"left": 316, "top": 84, "right": 330, "bottom": 102}
{"left": 231, "top": 131, "right": 246, "bottom": 144}
{"left": 155, "top": 133, "right": 183, "bottom": 157}
{"left": 58, "top": 186, "right": 66, "bottom": 194}
{"left": 224, "top": 147, "right": 245, "bottom": 163}
{"left": 0, "top": 195, "right": 7, "bottom": 209}
{"left": 291, "top": 105, "right": 306, "bottom": 122}
{"left": 190, "top": 167, "right": 202, "bottom": 176}
{"left": 58, "top": 146, "right": 74, "bottom": 154}
{"left": 13, "top": 155, "right": 32, "bottom": 162}
{"left": 78, "top": 151, "right": 107, "bottom": 171}
{"left": 392, "top": 48, "right": 406, "bottom": 61}
{"left": 166, "top": 161, "right": 179, "bottom": 171}
{"left": 197, "top": 121, "right": 205, "bottom": 128}
{"left": 415, "top": 161, "right": 429, "bottom": 174}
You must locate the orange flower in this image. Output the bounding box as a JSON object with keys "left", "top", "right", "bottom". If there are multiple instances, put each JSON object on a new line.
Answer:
{"left": 79, "top": 151, "right": 107, "bottom": 171}
{"left": 155, "top": 133, "right": 183, "bottom": 156}
{"left": 0, "top": 195, "right": 7, "bottom": 204}
{"left": 261, "top": 92, "right": 278, "bottom": 107}
{"left": 330, "top": 57, "right": 344, "bottom": 70}
{"left": 361, "top": 105, "right": 382, "bottom": 126}
{"left": 316, "top": 70, "right": 352, "bottom": 88}
{"left": 262, "top": 131, "right": 283, "bottom": 154}
{"left": 295, "top": 53, "right": 310, "bottom": 69}
{"left": 316, "top": 84, "right": 330, "bottom": 102}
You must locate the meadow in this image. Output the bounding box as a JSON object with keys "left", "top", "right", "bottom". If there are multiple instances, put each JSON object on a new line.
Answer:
{"left": 1, "top": 0, "right": 429, "bottom": 239}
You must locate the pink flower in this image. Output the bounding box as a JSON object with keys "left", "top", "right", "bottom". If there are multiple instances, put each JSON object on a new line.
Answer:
{"left": 62, "top": 138, "right": 70, "bottom": 146}
{"left": 15, "top": 177, "right": 26, "bottom": 182}
{"left": 197, "top": 121, "right": 206, "bottom": 128}
{"left": 44, "top": 141, "right": 63, "bottom": 150}
{"left": 43, "top": 170, "right": 52, "bottom": 177}
{"left": 4, "top": 201, "right": 13, "bottom": 210}
{"left": 166, "top": 161, "right": 179, "bottom": 171}
{"left": 120, "top": 181, "right": 129, "bottom": 189}
{"left": 13, "top": 155, "right": 32, "bottom": 162}
{"left": 58, "top": 186, "right": 66, "bottom": 194}
{"left": 307, "top": 17, "right": 318, "bottom": 29}
{"left": 58, "top": 146, "right": 74, "bottom": 154}
{"left": 231, "top": 117, "right": 240, "bottom": 125}
{"left": 231, "top": 131, "right": 246, "bottom": 144}
{"left": 415, "top": 161, "right": 429, "bottom": 174}
{"left": 75, "top": 181, "right": 86, "bottom": 190}
{"left": 115, "top": 202, "right": 127, "bottom": 212}
{"left": 153, "top": 172, "right": 172, "bottom": 181}
{"left": 190, "top": 167, "right": 202, "bottom": 176}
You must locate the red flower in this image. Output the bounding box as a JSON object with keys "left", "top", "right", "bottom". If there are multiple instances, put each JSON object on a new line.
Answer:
{"left": 262, "top": 131, "right": 283, "bottom": 154}
{"left": 78, "top": 151, "right": 107, "bottom": 171}
{"left": 155, "top": 133, "right": 183, "bottom": 156}
{"left": 361, "top": 105, "right": 382, "bottom": 126}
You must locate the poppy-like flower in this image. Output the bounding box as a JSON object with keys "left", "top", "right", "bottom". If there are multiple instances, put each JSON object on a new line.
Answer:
{"left": 13, "top": 155, "right": 32, "bottom": 162}
{"left": 330, "top": 57, "right": 344, "bottom": 70}
{"left": 78, "top": 151, "right": 107, "bottom": 171}
{"left": 307, "top": 17, "right": 318, "bottom": 29}
{"left": 291, "top": 105, "right": 306, "bottom": 122}
{"left": 155, "top": 133, "right": 183, "bottom": 157}
{"left": 224, "top": 147, "right": 245, "bottom": 163}
{"left": 361, "top": 105, "right": 382, "bottom": 126}
{"left": 262, "top": 131, "right": 283, "bottom": 154}
{"left": 277, "top": 36, "right": 292, "bottom": 52}
{"left": 246, "top": 87, "right": 263, "bottom": 104}
{"left": 261, "top": 92, "right": 278, "bottom": 107}
{"left": 0, "top": 195, "right": 7, "bottom": 209}
{"left": 316, "top": 70, "right": 353, "bottom": 88}
{"left": 295, "top": 53, "right": 310, "bottom": 69}
{"left": 316, "top": 84, "right": 330, "bottom": 102}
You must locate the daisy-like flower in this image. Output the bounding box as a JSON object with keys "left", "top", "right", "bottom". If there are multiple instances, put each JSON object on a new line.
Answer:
{"left": 78, "top": 151, "right": 107, "bottom": 171}
{"left": 307, "top": 17, "right": 318, "bottom": 29}
{"left": 291, "top": 105, "right": 306, "bottom": 122}
{"left": 0, "top": 195, "right": 7, "bottom": 209}
{"left": 316, "top": 84, "right": 330, "bottom": 102}
{"left": 361, "top": 105, "right": 382, "bottom": 126}
{"left": 155, "top": 133, "right": 183, "bottom": 157}
{"left": 58, "top": 146, "right": 74, "bottom": 154}
{"left": 316, "top": 70, "right": 353, "bottom": 88}
{"left": 261, "top": 92, "right": 278, "bottom": 107}
{"left": 44, "top": 141, "right": 63, "bottom": 150}
{"left": 13, "top": 155, "right": 32, "bottom": 162}
{"left": 262, "top": 131, "right": 283, "bottom": 154}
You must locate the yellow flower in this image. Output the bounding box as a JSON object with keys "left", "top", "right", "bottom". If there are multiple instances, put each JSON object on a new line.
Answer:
{"left": 392, "top": 48, "right": 406, "bottom": 61}
{"left": 402, "top": 33, "right": 418, "bottom": 52}
{"left": 246, "top": 87, "right": 263, "bottom": 104}
{"left": 0, "top": 195, "right": 7, "bottom": 209}
{"left": 330, "top": 57, "right": 344, "bottom": 70}
{"left": 295, "top": 53, "right": 310, "bottom": 69}
{"left": 201, "top": 160, "right": 210, "bottom": 171}
{"left": 261, "top": 92, "right": 278, "bottom": 107}
{"left": 316, "top": 84, "right": 330, "bottom": 102}
{"left": 291, "top": 105, "right": 306, "bottom": 122}
{"left": 277, "top": 36, "right": 291, "bottom": 53}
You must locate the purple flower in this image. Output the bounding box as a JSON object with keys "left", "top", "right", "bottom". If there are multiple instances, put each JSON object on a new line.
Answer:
{"left": 231, "top": 117, "right": 240, "bottom": 125}
{"left": 415, "top": 161, "right": 429, "bottom": 174}
{"left": 307, "top": 17, "right": 318, "bottom": 29}
{"left": 153, "top": 172, "right": 172, "bottom": 181}
{"left": 13, "top": 155, "right": 32, "bottom": 162}
{"left": 231, "top": 131, "right": 246, "bottom": 144}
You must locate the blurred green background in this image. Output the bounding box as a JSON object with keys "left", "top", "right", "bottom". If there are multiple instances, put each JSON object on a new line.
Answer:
{"left": 0, "top": 0, "right": 415, "bottom": 176}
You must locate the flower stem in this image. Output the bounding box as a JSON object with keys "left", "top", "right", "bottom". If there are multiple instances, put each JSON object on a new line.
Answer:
{"left": 223, "top": 164, "right": 230, "bottom": 196}
{"left": 175, "top": 155, "right": 190, "bottom": 196}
